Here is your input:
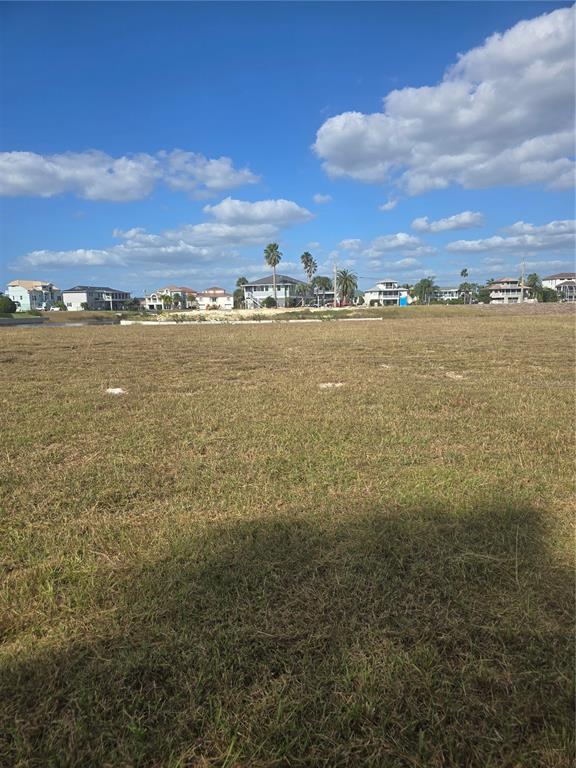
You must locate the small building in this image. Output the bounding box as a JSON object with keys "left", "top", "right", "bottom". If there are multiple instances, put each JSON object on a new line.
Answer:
{"left": 7, "top": 280, "right": 62, "bottom": 311}
{"left": 62, "top": 286, "right": 131, "bottom": 311}
{"left": 144, "top": 286, "right": 198, "bottom": 310}
{"left": 542, "top": 272, "right": 576, "bottom": 290}
{"left": 196, "top": 286, "right": 234, "bottom": 311}
{"left": 364, "top": 280, "right": 411, "bottom": 306}
{"left": 434, "top": 287, "right": 461, "bottom": 302}
{"left": 243, "top": 274, "right": 306, "bottom": 308}
{"left": 556, "top": 280, "right": 576, "bottom": 302}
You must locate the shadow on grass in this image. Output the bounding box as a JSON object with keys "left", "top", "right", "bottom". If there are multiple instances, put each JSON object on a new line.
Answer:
{"left": 2, "top": 500, "right": 574, "bottom": 767}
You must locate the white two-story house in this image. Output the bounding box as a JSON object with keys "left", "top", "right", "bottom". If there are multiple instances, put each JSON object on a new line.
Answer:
{"left": 555, "top": 280, "right": 576, "bottom": 302}
{"left": 542, "top": 272, "right": 576, "bottom": 290}
{"left": 7, "top": 280, "right": 62, "bottom": 311}
{"left": 243, "top": 274, "right": 306, "bottom": 308}
{"left": 434, "top": 287, "right": 461, "bottom": 302}
{"left": 61, "top": 286, "right": 131, "bottom": 310}
{"left": 196, "top": 286, "right": 234, "bottom": 310}
{"left": 364, "top": 280, "right": 411, "bottom": 306}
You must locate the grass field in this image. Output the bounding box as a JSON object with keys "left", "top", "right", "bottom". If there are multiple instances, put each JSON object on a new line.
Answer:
{"left": 1, "top": 307, "right": 574, "bottom": 767}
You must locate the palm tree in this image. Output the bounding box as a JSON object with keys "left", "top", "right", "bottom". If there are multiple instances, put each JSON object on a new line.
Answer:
{"left": 264, "top": 243, "right": 282, "bottom": 304}
{"left": 413, "top": 277, "right": 437, "bottom": 305}
{"left": 336, "top": 269, "right": 358, "bottom": 306}
{"left": 236, "top": 276, "right": 248, "bottom": 288}
{"left": 526, "top": 272, "right": 543, "bottom": 301}
{"left": 311, "top": 275, "right": 332, "bottom": 307}
{"left": 295, "top": 281, "right": 308, "bottom": 307}
{"left": 460, "top": 268, "right": 469, "bottom": 303}
{"left": 300, "top": 252, "right": 317, "bottom": 284}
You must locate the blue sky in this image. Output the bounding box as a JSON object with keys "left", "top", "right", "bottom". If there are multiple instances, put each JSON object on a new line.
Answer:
{"left": 1, "top": 1, "right": 574, "bottom": 294}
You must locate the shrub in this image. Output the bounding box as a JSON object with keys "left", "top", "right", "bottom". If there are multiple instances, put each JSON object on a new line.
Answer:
{"left": 262, "top": 296, "right": 277, "bottom": 308}
{"left": 0, "top": 295, "right": 17, "bottom": 313}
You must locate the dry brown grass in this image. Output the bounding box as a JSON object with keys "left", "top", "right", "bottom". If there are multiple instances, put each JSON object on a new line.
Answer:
{"left": 1, "top": 308, "right": 574, "bottom": 767}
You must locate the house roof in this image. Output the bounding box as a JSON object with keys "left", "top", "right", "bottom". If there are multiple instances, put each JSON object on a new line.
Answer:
{"left": 245, "top": 274, "right": 305, "bottom": 287}
{"left": 542, "top": 272, "right": 576, "bottom": 280}
{"left": 365, "top": 281, "right": 402, "bottom": 292}
{"left": 63, "top": 285, "right": 128, "bottom": 293}
{"left": 557, "top": 280, "right": 576, "bottom": 287}
{"left": 8, "top": 279, "right": 59, "bottom": 290}
{"left": 160, "top": 285, "right": 197, "bottom": 293}
{"left": 197, "top": 286, "right": 232, "bottom": 298}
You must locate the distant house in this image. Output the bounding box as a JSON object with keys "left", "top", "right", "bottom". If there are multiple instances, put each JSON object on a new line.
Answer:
{"left": 555, "top": 280, "right": 576, "bottom": 302}
{"left": 364, "top": 280, "right": 411, "bottom": 306}
{"left": 243, "top": 274, "right": 306, "bottom": 308}
{"left": 434, "top": 287, "right": 461, "bottom": 302}
{"left": 62, "top": 286, "right": 131, "bottom": 311}
{"left": 541, "top": 272, "right": 576, "bottom": 290}
{"left": 144, "top": 286, "right": 198, "bottom": 310}
{"left": 7, "top": 280, "right": 62, "bottom": 311}
{"left": 487, "top": 278, "right": 533, "bottom": 304}
{"left": 196, "top": 286, "right": 234, "bottom": 310}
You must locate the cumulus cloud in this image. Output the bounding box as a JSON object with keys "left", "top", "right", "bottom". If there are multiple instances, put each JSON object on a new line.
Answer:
{"left": 338, "top": 239, "right": 362, "bottom": 251}
{"left": 446, "top": 219, "right": 575, "bottom": 253}
{"left": 335, "top": 233, "right": 436, "bottom": 270}
{"left": 202, "top": 197, "right": 313, "bottom": 226}
{"left": 314, "top": 6, "right": 575, "bottom": 195}
{"left": 412, "top": 211, "right": 484, "bottom": 232}
{"left": 313, "top": 193, "right": 332, "bottom": 204}
{"left": 366, "top": 233, "right": 435, "bottom": 257}
{"left": 15, "top": 197, "right": 313, "bottom": 269}
{"left": 379, "top": 199, "right": 398, "bottom": 211}
{"left": 503, "top": 220, "right": 576, "bottom": 236}
{"left": 0, "top": 149, "right": 260, "bottom": 201}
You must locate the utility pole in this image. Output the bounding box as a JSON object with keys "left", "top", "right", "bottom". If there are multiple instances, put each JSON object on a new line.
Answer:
{"left": 520, "top": 258, "right": 526, "bottom": 303}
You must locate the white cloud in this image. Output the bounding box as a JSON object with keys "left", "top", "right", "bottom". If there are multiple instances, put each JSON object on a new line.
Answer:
{"left": 314, "top": 6, "right": 575, "bottom": 194}
{"left": 160, "top": 150, "right": 259, "bottom": 194}
{"left": 338, "top": 238, "right": 362, "bottom": 251}
{"left": 18, "top": 249, "right": 123, "bottom": 267}
{"left": 446, "top": 219, "right": 576, "bottom": 253}
{"left": 379, "top": 199, "right": 398, "bottom": 211}
{"left": 336, "top": 233, "right": 436, "bottom": 268}
{"left": 0, "top": 149, "right": 259, "bottom": 201}
{"left": 503, "top": 220, "right": 576, "bottom": 236}
{"left": 367, "top": 233, "right": 435, "bottom": 256}
{"left": 202, "top": 197, "right": 313, "bottom": 226}
{"left": 15, "top": 197, "right": 313, "bottom": 269}
{"left": 412, "top": 211, "right": 484, "bottom": 232}
{"left": 313, "top": 193, "right": 332, "bottom": 204}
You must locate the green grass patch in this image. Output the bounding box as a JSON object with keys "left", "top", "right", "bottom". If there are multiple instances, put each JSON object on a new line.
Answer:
{"left": 1, "top": 308, "right": 574, "bottom": 766}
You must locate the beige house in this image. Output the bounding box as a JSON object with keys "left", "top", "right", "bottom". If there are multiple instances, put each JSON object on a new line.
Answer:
{"left": 196, "top": 286, "right": 234, "bottom": 310}
{"left": 487, "top": 277, "right": 533, "bottom": 304}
